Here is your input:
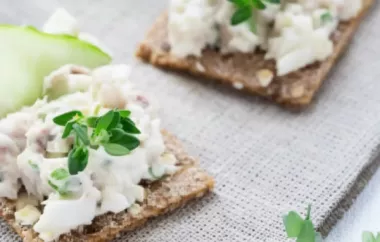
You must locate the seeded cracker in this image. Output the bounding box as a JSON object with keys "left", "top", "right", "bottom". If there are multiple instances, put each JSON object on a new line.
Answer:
{"left": 136, "top": 0, "right": 374, "bottom": 109}
{"left": 0, "top": 131, "right": 214, "bottom": 242}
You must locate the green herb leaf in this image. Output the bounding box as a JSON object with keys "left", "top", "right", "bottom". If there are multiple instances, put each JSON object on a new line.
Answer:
{"left": 86, "top": 116, "right": 98, "bottom": 128}
{"left": 263, "top": 0, "right": 280, "bottom": 4}
{"left": 51, "top": 168, "right": 70, "bottom": 180}
{"left": 118, "top": 110, "right": 131, "bottom": 118}
{"left": 95, "top": 110, "right": 114, "bottom": 134}
{"left": 109, "top": 128, "right": 140, "bottom": 150}
{"left": 109, "top": 128, "right": 125, "bottom": 141}
{"left": 231, "top": 7, "right": 252, "bottom": 25}
{"left": 121, "top": 118, "right": 141, "bottom": 134}
{"left": 72, "top": 123, "right": 90, "bottom": 145}
{"left": 283, "top": 205, "right": 318, "bottom": 242}
{"left": 251, "top": 0, "right": 266, "bottom": 9}
{"left": 53, "top": 111, "right": 82, "bottom": 126}
{"left": 283, "top": 211, "right": 304, "bottom": 238}
{"left": 103, "top": 143, "right": 130, "bottom": 156}
{"left": 108, "top": 111, "right": 120, "bottom": 131}
{"left": 92, "top": 129, "right": 110, "bottom": 145}
{"left": 68, "top": 146, "right": 89, "bottom": 175}
{"left": 62, "top": 121, "right": 75, "bottom": 138}
{"left": 228, "top": 0, "right": 250, "bottom": 7}
{"left": 297, "top": 220, "right": 315, "bottom": 242}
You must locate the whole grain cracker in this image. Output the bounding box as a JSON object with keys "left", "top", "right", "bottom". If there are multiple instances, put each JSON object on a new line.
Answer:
{"left": 0, "top": 131, "right": 214, "bottom": 242}
{"left": 136, "top": 0, "right": 374, "bottom": 109}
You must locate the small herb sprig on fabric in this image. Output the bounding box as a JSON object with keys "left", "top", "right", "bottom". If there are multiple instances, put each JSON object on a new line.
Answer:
{"left": 363, "top": 231, "right": 380, "bottom": 242}
{"left": 228, "top": 0, "right": 280, "bottom": 33}
{"left": 53, "top": 109, "right": 141, "bottom": 175}
{"left": 283, "top": 205, "right": 322, "bottom": 242}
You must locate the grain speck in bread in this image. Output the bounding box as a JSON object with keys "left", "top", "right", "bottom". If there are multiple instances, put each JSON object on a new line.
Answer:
{"left": 0, "top": 130, "right": 214, "bottom": 242}
{"left": 136, "top": 0, "right": 374, "bottom": 109}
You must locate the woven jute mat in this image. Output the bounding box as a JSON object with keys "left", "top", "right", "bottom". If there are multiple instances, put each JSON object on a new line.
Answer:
{"left": 0, "top": 0, "right": 379, "bottom": 241}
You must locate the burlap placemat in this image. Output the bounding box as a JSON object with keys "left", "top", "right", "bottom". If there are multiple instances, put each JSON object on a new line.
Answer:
{"left": 0, "top": 0, "right": 379, "bottom": 241}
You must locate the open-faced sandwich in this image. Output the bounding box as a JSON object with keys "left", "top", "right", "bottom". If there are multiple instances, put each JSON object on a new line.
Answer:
{"left": 0, "top": 9, "right": 214, "bottom": 242}
{"left": 136, "top": 0, "right": 374, "bottom": 109}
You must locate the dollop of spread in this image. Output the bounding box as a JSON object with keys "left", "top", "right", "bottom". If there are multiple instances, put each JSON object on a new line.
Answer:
{"left": 168, "top": 0, "right": 363, "bottom": 75}
{"left": 0, "top": 64, "right": 178, "bottom": 241}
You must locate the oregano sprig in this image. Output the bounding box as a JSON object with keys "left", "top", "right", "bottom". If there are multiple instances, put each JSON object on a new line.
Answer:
{"left": 53, "top": 109, "right": 141, "bottom": 175}
{"left": 228, "top": 0, "right": 280, "bottom": 32}
{"left": 283, "top": 205, "right": 322, "bottom": 242}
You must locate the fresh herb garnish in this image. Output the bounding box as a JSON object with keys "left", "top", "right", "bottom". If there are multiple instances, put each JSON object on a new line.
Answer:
{"left": 363, "top": 231, "right": 380, "bottom": 242}
{"left": 62, "top": 120, "right": 76, "bottom": 138}
{"left": 228, "top": 0, "right": 280, "bottom": 32}
{"left": 53, "top": 109, "right": 141, "bottom": 175}
{"left": 86, "top": 116, "right": 98, "bottom": 128}
{"left": 72, "top": 123, "right": 90, "bottom": 145}
{"left": 109, "top": 128, "right": 140, "bottom": 150}
{"left": 320, "top": 12, "right": 333, "bottom": 25}
{"left": 103, "top": 143, "right": 130, "bottom": 156}
{"left": 95, "top": 110, "right": 116, "bottom": 134}
{"left": 120, "top": 117, "right": 141, "bottom": 134}
{"left": 119, "top": 110, "right": 131, "bottom": 118}
{"left": 53, "top": 110, "right": 82, "bottom": 126}
{"left": 283, "top": 205, "right": 322, "bottom": 242}
{"left": 68, "top": 146, "right": 89, "bottom": 175}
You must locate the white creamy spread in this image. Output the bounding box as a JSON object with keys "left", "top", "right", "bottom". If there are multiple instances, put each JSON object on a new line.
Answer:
{"left": 168, "top": 0, "right": 219, "bottom": 57}
{"left": 265, "top": 3, "right": 336, "bottom": 76}
{"left": 168, "top": 0, "right": 362, "bottom": 75}
{"left": 0, "top": 8, "right": 179, "bottom": 242}
{"left": 0, "top": 64, "right": 179, "bottom": 241}
{"left": 1, "top": 9, "right": 179, "bottom": 238}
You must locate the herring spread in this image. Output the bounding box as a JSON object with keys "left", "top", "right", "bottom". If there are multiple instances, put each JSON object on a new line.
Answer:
{"left": 168, "top": 0, "right": 362, "bottom": 75}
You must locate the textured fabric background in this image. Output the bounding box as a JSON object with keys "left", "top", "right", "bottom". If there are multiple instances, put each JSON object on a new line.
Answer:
{"left": 0, "top": 0, "right": 379, "bottom": 241}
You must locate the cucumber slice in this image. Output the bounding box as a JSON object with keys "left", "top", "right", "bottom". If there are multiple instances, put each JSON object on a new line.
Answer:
{"left": 0, "top": 25, "right": 111, "bottom": 117}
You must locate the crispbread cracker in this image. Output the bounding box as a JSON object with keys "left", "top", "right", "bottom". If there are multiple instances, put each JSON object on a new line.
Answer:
{"left": 0, "top": 130, "right": 214, "bottom": 242}
{"left": 136, "top": 0, "right": 374, "bottom": 109}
